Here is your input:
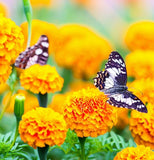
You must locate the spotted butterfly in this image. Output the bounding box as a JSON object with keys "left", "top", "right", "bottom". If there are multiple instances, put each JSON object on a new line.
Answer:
{"left": 15, "top": 35, "right": 49, "bottom": 69}
{"left": 93, "top": 51, "right": 147, "bottom": 113}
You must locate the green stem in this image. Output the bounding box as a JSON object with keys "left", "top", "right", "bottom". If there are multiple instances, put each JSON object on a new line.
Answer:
{"left": 22, "top": 0, "right": 32, "bottom": 47}
{"left": 38, "top": 145, "right": 49, "bottom": 160}
{"left": 10, "top": 120, "right": 19, "bottom": 149}
{"left": 78, "top": 137, "right": 86, "bottom": 160}
{"left": 37, "top": 92, "right": 48, "bottom": 108}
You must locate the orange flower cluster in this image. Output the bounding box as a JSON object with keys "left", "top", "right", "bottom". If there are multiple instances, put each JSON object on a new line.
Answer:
{"left": 126, "top": 50, "right": 154, "bottom": 79}
{"left": 129, "top": 103, "right": 154, "bottom": 149}
{"left": 19, "top": 107, "right": 67, "bottom": 148}
{"left": 20, "top": 64, "right": 64, "bottom": 94}
{"left": 20, "top": 19, "right": 59, "bottom": 54}
{"left": 55, "top": 24, "right": 112, "bottom": 79}
{"left": 64, "top": 88, "right": 117, "bottom": 137}
{"left": 125, "top": 21, "right": 154, "bottom": 51}
{"left": 2, "top": 90, "right": 39, "bottom": 113}
{"left": 114, "top": 145, "right": 154, "bottom": 160}
{"left": 0, "top": 15, "right": 24, "bottom": 84}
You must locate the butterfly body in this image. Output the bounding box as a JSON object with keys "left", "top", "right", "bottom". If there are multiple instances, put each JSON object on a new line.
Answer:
{"left": 15, "top": 35, "right": 49, "bottom": 69}
{"left": 94, "top": 51, "right": 147, "bottom": 113}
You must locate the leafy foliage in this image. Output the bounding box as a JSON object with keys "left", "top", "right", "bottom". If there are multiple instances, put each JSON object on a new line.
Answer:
{"left": 47, "top": 130, "right": 136, "bottom": 160}
{"left": 0, "top": 132, "right": 38, "bottom": 160}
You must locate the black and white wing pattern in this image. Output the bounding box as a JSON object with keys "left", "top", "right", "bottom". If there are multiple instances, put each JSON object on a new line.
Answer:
{"left": 93, "top": 51, "right": 147, "bottom": 113}
{"left": 15, "top": 35, "right": 49, "bottom": 69}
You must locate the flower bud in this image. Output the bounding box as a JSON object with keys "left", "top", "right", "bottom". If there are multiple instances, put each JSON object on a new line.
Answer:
{"left": 14, "top": 94, "right": 25, "bottom": 121}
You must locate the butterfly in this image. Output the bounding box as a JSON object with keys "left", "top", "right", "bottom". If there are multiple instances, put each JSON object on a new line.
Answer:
{"left": 93, "top": 51, "right": 147, "bottom": 113}
{"left": 15, "top": 35, "right": 49, "bottom": 69}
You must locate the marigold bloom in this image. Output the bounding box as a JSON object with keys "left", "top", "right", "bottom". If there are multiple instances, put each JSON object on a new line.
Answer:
{"left": 20, "top": 64, "right": 64, "bottom": 94}
{"left": 125, "top": 21, "right": 154, "bottom": 51}
{"left": 30, "top": 0, "right": 51, "bottom": 7}
{"left": 115, "top": 108, "right": 129, "bottom": 130}
{"left": 55, "top": 24, "right": 112, "bottom": 79}
{"left": 129, "top": 78, "right": 154, "bottom": 104}
{"left": 129, "top": 103, "right": 154, "bottom": 149}
{"left": 2, "top": 90, "right": 39, "bottom": 113}
{"left": 0, "top": 59, "right": 12, "bottom": 84}
{"left": 48, "top": 94, "right": 67, "bottom": 114}
{"left": 64, "top": 88, "right": 117, "bottom": 137}
{"left": 69, "top": 81, "right": 94, "bottom": 91}
{"left": 19, "top": 107, "right": 67, "bottom": 148}
{"left": 0, "top": 15, "right": 24, "bottom": 64}
{"left": 20, "top": 19, "right": 59, "bottom": 54}
{"left": 0, "top": 3, "right": 8, "bottom": 17}
{"left": 126, "top": 50, "right": 154, "bottom": 79}
{"left": 114, "top": 145, "right": 154, "bottom": 160}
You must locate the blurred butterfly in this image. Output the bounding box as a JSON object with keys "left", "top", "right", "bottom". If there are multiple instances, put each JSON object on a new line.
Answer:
{"left": 93, "top": 51, "right": 147, "bottom": 113}
{"left": 15, "top": 35, "right": 49, "bottom": 69}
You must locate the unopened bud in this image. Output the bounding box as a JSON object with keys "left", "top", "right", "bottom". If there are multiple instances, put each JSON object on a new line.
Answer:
{"left": 14, "top": 94, "right": 25, "bottom": 121}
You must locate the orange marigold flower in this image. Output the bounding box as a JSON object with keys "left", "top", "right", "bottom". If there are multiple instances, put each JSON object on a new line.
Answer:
{"left": 30, "top": 0, "right": 51, "bottom": 7}
{"left": 69, "top": 81, "right": 95, "bottom": 91}
{"left": 0, "top": 3, "right": 8, "bottom": 17}
{"left": 55, "top": 24, "right": 112, "bottom": 79}
{"left": 2, "top": 90, "right": 39, "bottom": 113}
{"left": 129, "top": 103, "right": 154, "bottom": 149}
{"left": 20, "top": 64, "right": 64, "bottom": 94}
{"left": 115, "top": 108, "right": 129, "bottom": 130}
{"left": 19, "top": 107, "right": 67, "bottom": 148}
{"left": 126, "top": 50, "right": 154, "bottom": 79}
{"left": 20, "top": 19, "right": 59, "bottom": 54}
{"left": 129, "top": 78, "right": 154, "bottom": 104}
{"left": 64, "top": 88, "right": 117, "bottom": 137}
{"left": 0, "top": 58, "right": 12, "bottom": 84}
{"left": 114, "top": 145, "right": 154, "bottom": 160}
{"left": 0, "top": 15, "right": 24, "bottom": 64}
{"left": 125, "top": 21, "right": 154, "bottom": 51}
{"left": 48, "top": 93, "right": 67, "bottom": 114}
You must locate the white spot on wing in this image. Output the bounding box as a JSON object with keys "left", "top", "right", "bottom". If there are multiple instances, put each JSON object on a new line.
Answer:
{"left": 35, "top": 48, "right": 43, "bottom": 55}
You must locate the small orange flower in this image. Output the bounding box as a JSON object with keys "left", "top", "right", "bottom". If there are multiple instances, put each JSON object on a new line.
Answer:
{"left": 20, "top": 64, "right": 64, "bottom": 94}
{"left": 2, "top": 90, "right": 39, "bottom": 113}
{"left": 114, "top": 145, "right": 154, "bottom": 160}
{"left": 64, "top": 88, "right": 117, "bottom": 137}
{"left": 129, "top": 103, "right": 154, "bottom": 149}
{"left": 19, "top": 107, "right": 67, "bottom": 148}
{"left": 0, "top": 58, "right": 12, "bottom": 84}
{"left": 55, "top": 24, "right": 112, "bottom": 79}
{"left": 126, "top": 50, "right": 154, "bottom": 79}
{"left": 20, "top": 19, "right": 59, "bottom": 54}
{"left": 125, "top": 21, "right": 154, "bottom": 51}
{"left": 0, "top": 15, "right": 24, "bottom": 64}
{"left": 115, "top": 108, "right": 129, "bottom": 130}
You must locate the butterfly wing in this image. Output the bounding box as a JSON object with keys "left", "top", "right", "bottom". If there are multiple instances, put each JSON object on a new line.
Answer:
{"left": 94, "top": 51, "right": 127, "bottom": 92}
{"left": 107, "top": 91, "right": 147, "bottom": 113}
{"left": 15, "top": 35, "right": 49, "bottom": 69}
{"left": 105, "top": 51, "right": 127, "bottom": 86}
